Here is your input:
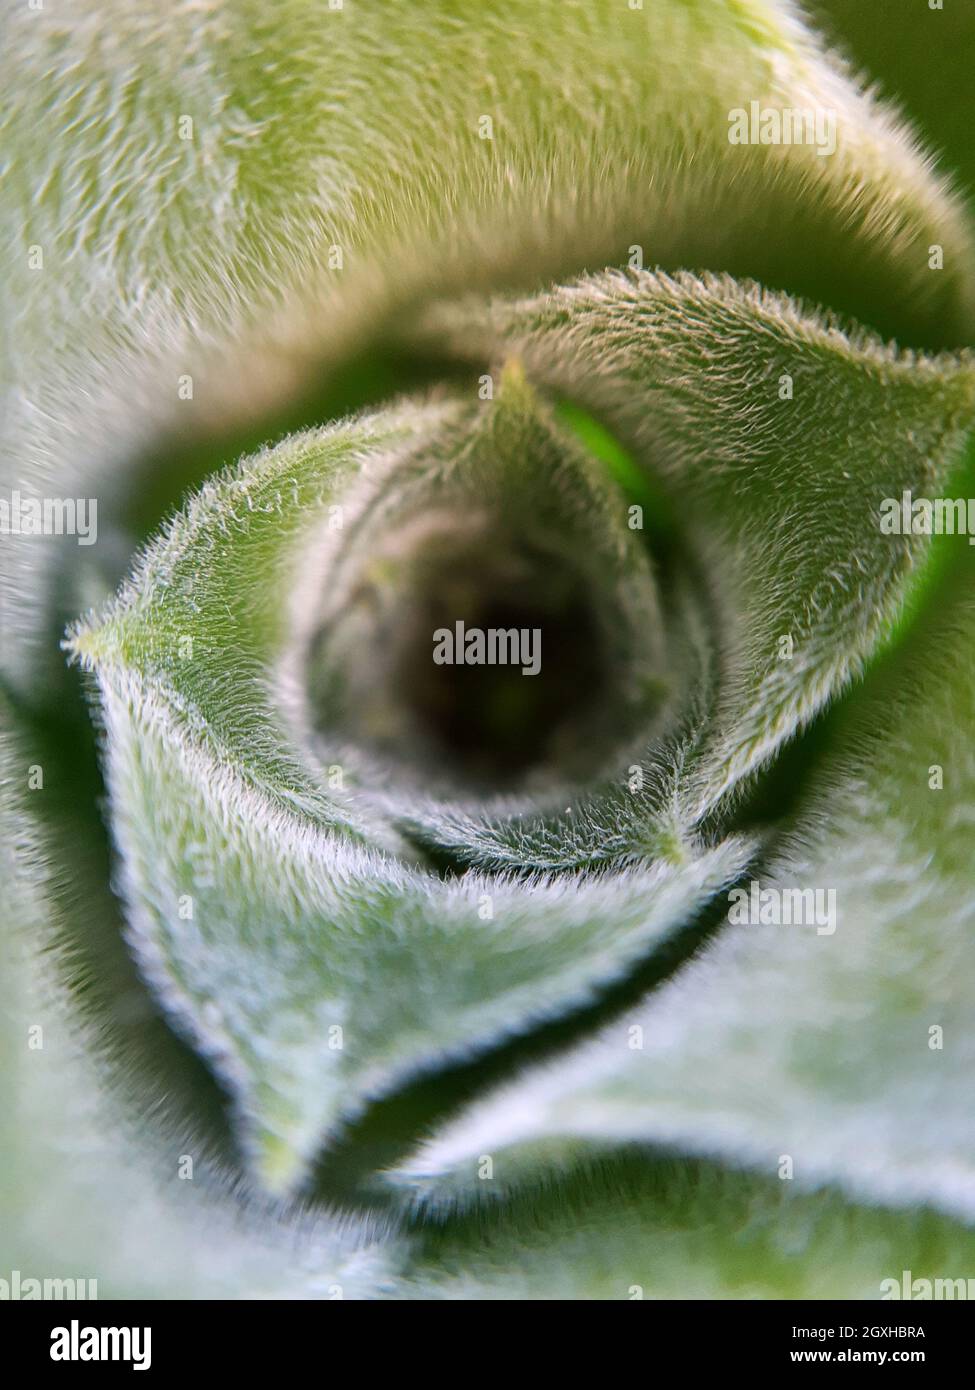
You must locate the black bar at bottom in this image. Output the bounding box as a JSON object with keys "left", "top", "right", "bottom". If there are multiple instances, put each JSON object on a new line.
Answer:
{"left": 0, "top": 1298, "right": 967, "bottom": 1372}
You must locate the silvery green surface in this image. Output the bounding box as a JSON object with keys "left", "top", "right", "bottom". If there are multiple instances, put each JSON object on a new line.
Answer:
{"left": 3, "top": 0, "right": 975, "bottom": 1297}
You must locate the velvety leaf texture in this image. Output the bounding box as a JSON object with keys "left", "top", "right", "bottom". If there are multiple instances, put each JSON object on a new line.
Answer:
{"left": 3, "top": 0, "right": 975, "bottom": 1300}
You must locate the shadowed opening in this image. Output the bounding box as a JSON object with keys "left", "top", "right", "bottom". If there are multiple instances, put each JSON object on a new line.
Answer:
{"left": 394, "top": 554, "right": 608, "bottom": 783}
{"left": 306, "top": 519, "right": 645, "bottom": 793}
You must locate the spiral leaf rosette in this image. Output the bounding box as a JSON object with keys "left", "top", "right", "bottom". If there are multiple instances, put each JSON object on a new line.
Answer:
{"left": 4, "top": 0, "right": 975, "bottom": 1298}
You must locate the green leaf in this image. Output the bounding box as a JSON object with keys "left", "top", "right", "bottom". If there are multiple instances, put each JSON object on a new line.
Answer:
{"left": 400, "top": 1153, "right": 975, "bottom": 1301}
{"left": 0, "top": 726, "right": 405, "bottom": 1299}
{"left": 388, "top": 545, "right": 975, "bottom": 1223}
{"left": 67, "top": 383, "right": 756, "bottom": 1196}
{"left": 7, "top": 0, "right": 975, "bottom": 1298}
{"left": 812, "top": 0, "right": 975, "bottom": 211}
{"left": 400, "top": 270, "right": 975, "bottom": 862}
{"left": 5, "top": 0, "right": 974, "bottom": 695}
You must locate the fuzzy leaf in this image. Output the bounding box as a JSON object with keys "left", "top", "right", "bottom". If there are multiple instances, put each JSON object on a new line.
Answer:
{"left": 6, "top": 0, "right": 975, "bottom": 1297}
{"left": 399, "top": 270, "right": 975, "bottom": 863}
{"left": 67, "top": 386, "right": 756, "bottom": 1195}
{"left": 388, "top": 544, "right": 975, "bottom": 1224}
{"left": 5, "top": 0, "right": 974, "bottom": 692}
{"left": 400, "top": 1155, "right": 975, "bottom": 1301}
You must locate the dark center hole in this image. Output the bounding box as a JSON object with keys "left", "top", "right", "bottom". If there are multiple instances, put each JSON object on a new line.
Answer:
{"left": 397, "top": 571, "right": 608, "bottom": 785}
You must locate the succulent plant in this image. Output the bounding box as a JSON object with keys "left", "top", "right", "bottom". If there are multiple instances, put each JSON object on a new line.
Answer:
{"left": 3, "top": 0, "right": 975, "bottom": 1299}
